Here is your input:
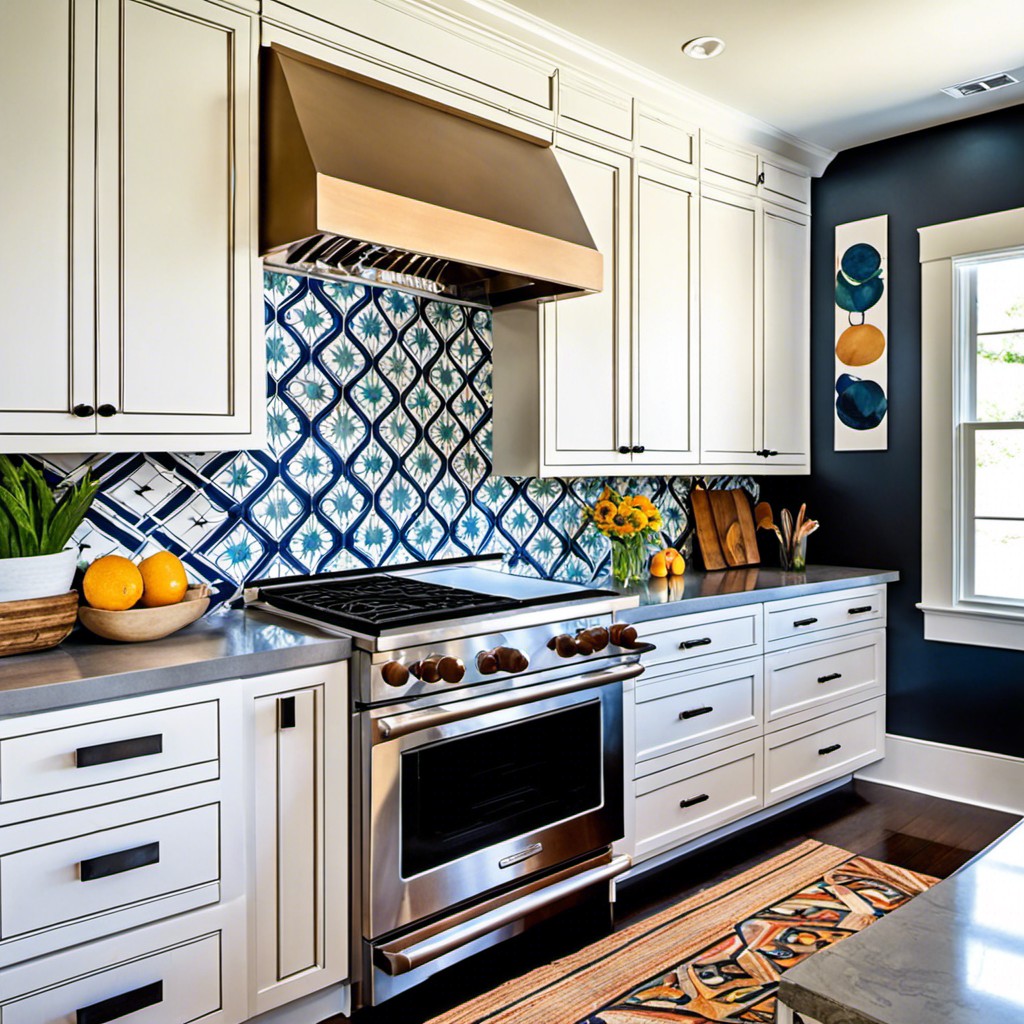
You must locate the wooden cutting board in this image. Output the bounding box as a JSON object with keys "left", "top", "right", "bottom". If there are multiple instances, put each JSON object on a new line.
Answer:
{"left": 693, "top": 488, "right": 760, "bottom": 569}
{"left": 690, "top": 487, "right": 726, "bottom": 570}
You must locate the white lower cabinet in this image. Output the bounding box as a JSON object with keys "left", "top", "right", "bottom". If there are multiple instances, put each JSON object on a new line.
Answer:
{"left": 625, "top": 586, "right": 888, "bottom": 868}
{"left": 0, "top": 660, "right": 350, "bottom": 1023}
{"left": 246, "top": 664, "right": 349, "bottom": 1017}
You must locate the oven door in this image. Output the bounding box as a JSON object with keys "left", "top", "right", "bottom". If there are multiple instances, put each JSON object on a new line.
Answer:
{"left": 364, "top": 662, "right": 637, "bottom": 941}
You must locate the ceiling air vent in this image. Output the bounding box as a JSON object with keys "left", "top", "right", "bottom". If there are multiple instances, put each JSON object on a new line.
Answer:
{"left": 942, "top": 72, "right": 1019, "bottom": 98}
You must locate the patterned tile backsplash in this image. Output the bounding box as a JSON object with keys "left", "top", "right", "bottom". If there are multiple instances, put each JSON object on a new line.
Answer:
{"left": 34, "top": 272, "right": 756, "bottom": 607}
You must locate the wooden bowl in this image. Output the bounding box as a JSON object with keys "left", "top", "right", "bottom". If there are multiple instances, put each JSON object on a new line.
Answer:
{"left": 0, "top": 591, "right": 79, "bottom": 657}
{"left": 78, "top": 585, "right": 211, "bottom": 642}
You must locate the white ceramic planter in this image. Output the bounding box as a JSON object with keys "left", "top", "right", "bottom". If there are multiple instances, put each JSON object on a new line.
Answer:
{"left": 0, "top": 548, "right": 79, "bottom": 603}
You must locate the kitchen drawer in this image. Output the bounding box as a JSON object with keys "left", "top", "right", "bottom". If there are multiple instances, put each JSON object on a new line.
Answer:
{"left": 1, "top": 799, "right": 219, "bottom": 943}
{"left": 760, "top": 158, "right": 811, "bottom": 211}
{"left": 635, "top": 657, "right": 763, "bottom": 774}
{"left": 634, "top": 739, "right": 762, "bottom": 861}
{"left": 639, "top": 604, "right": 762, "bottom": 670}
{"left": 559, "top": 68, "right": 633, "bottom": 146}
{"left": 701, "top": 134, "right": 759, "bottom": 190}
{"left": 764, "top": 698, "right": 885, "bottom": 805}
{"left": 0, "top": 697, "right": 220, "bottom": 808}
{"left": 2, "top": 929, "right": 222, "bottom": 1024}
{"left": 764, "top": 586, "right": 886, "bottom": 649}
{"left": 765, "top": 630, "right": 885, "bottom": 727}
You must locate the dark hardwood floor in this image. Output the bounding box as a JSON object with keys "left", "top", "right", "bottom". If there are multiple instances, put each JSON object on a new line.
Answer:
{"left": 338, "top": 781, "right": 1019, "bottom": 1024}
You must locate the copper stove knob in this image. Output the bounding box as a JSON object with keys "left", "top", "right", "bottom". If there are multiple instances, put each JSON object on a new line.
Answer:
{"left": 577, "top": 626, "right": 609, "bottom": 652}
{"left": 438, "top": 656, "right": 466, "bottom": 683}
{"left": 547, "top": 633, "right": 578, "bottom": 658}
{"left": 610, "top": 622, "right": 639, "bottom": 648}
{"left": 477, "top": 650, "right": 499, "bottom": 675}
{"left": 381, "top": 660, "right": 409, "bottom": 687}
{"left": 495, "top": 646, "right": 529, "bottom": 673}
{"left": 410, "top": 658, "right": 442, "bottom": 683}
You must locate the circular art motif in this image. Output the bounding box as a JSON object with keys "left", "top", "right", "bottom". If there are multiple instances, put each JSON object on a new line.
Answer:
{"left": 840, "top": 243, "right": 883, "bottom": 284}
{"left": 836, "top": 323, "right": 886, "bottom": 366}
{"left": 835, "top": 271, "right": 884, "bottom": 313}
{"left": 835, "top": 375, "right": 887, "bottom": 430}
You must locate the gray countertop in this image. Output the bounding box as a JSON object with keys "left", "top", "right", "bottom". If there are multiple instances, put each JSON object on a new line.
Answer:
{"left": 599, "top": 565, "right": 899, "bottom": 622}
{"left": 0, "top": 608, "right": 352, "bottom": 718}
{"left": 779, "top": 819, "right": 1024, "bottom": 1024}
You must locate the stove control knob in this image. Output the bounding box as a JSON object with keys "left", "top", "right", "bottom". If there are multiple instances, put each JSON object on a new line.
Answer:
{"left": 409, "top": 658, "right": 442, "bottom": 683}
{"left": 438, "top": 656, "right": 466, "bottom": 683}
{"left": 477, "top": 647, "right": 529, "bottom": 674}
{"left": 576, "top": 626, "right": 609, "bottom": 653}
{"left": 477, "top": 650, "right": 499, "bottom": 675}
{"left": 610, "top": 622, "right": 639, "bottom": 648}
{"left": 496, "top": 646, "right": 529, "bottom": 673}
{"left": 381, "top": 661, "right": 409, "bottom": 687}
{"left": 547, "top": 634, "right": 578, "bottom": 658}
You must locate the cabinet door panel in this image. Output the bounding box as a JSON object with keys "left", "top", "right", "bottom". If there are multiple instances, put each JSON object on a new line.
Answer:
{"left": 700, "top": 188, "right": 761, "bottom": 462}
{"left": 96, "top": 0, "right": 254, "bottom": 435}
{"left": 633, "top": 165, "right": 697, "bottom": 464}
{"left": 543, "top": 139, "right": 631, "bottom": 466}
{"left": 0, "top": 1, "right": 95, "bottom": 437}
{"left": 763, "top": 205, "right": 810, "bottom": 463}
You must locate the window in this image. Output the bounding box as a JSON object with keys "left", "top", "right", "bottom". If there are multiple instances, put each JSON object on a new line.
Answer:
{"left": 955, "top": 250, "right": 1024, "bottom": 606}
{"left": 919, "top": 207, "right": 1024, "bottom": 650}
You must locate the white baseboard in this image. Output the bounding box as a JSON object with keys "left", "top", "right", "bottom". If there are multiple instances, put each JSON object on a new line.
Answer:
{"left": 855, "top": 733, "right": 1024, "bottom": 815}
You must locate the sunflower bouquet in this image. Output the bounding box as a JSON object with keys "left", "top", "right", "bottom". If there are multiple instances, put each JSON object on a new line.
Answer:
{"left": 583, "top": 486, "right": 664, "bottom": 585}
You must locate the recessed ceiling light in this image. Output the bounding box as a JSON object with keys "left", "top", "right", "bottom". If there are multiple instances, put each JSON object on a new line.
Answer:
{"left": 682, "top": 36, "right": 725, "bottom": 60}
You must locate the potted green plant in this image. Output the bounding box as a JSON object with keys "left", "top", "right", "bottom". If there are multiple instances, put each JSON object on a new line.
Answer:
{"left": 0, "top": 456, "right": 99, "bottom": 602}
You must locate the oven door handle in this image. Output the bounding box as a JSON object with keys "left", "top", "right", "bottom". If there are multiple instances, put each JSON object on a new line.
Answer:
{"left": 375, "top": 657, "right": 649, "bottom": 741}
{"left": 374, "top": 853, "right": 632, "bottom": 976}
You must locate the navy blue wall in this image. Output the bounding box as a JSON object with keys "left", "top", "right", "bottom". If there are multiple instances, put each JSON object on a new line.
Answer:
{"left": 763, "top": 104, "right": 1024, "bottom": 758}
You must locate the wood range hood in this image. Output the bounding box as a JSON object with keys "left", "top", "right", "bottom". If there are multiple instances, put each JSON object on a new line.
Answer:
{"left": 260, "top": 45, "right": 602, "bottom": 305}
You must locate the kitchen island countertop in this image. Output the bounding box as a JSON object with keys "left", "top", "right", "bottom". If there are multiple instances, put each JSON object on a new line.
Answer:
{"left": 0, "top": 608, "right": 351, "bottom": 717}
{"left": 593, "top": 565, "right": 899, "bottom": 622}
{"left": 778, "top": 817, "right": 1024, "bottom": 1024}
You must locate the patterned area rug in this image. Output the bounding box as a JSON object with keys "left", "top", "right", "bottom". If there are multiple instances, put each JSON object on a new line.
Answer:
{"left": 426, "top": 840, "right": 937, "bottom": 1024}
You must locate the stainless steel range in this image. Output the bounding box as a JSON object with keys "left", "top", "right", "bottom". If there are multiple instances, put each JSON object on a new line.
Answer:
{"left": 246, "top": 554, "right": 651, "bottom": 1005}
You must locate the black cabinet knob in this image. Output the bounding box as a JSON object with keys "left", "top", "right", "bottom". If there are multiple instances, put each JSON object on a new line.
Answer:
{"left": 72, "top": 404, "right": 95, "bottom": 418}
{"left": 632, "top": 444, "right": 646, "bottom": 454}
{"left": 755, "top": 449, "right": 779, "bottom": 458}
{"left": 97, "top": 403, "right": 118, "bottom": 417}
{"left": 617, "top": 445, "right": 631, "bottom": 454}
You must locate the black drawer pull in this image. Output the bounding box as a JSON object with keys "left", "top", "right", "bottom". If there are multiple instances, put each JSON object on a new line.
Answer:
{"left": 680, "top": 637, "right": 713, "bottom": 649}
{"left": 817, "top": 672, "right": 843, "bottom": 684}
{"left": 679, "top": 793, "right": 710, "bottom": 809}
{"left": 80, "top": 841, "right": 160, "bottom": 882}
{"left": 793, "top": 617, "right": 818, "bottom": 628}
{"left": 848, "top": 605, "right": 873, "bottom": 614}
{"left": 679, "top": 706, "right": 714, "bottom": 720}
{"left": 77, "top": 980, "right": 163, "bottom": 1024}
{"left": 279, "top": 695, "right": 296, "bottom": 729}
{"left": 76, "top": 734, "right": 163, "bottom": 768}
{"left": 818, "top": 743, "right": 842, "bottom": 756}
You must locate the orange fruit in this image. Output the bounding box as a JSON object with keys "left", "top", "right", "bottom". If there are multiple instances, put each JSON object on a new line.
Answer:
{"left": 649, "top": 551, "right": 668, "bottom": 577}
{"left": 83, "top": 555, "right": 144, "bottom": 611}
{"left": 667, "top": 549, "right": 686, "bottom": 576}
{"left": 138, "top": 551, "right": 188, "bottom": 607}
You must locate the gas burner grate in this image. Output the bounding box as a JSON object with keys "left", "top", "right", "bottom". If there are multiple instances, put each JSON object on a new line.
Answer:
{"left": 259, "top": 575, "right": 521, "bottom": 634}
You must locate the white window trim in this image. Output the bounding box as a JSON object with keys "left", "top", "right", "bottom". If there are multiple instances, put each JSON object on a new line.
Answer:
{"left": 918, "top": 206, "right": 1024, "bottom": 651}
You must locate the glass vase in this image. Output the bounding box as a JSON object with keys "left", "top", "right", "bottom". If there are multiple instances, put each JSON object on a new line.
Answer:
{"left": 610, "top": 535, "right": 647, "bottom": 585}
{"left": 779, "top": 535, "right": 807, "bottom": 572}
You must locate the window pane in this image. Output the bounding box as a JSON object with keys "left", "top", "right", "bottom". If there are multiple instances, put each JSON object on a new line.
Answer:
{"left": 973, "top": 519, "right": 1024, "bottom": 601}
{"left": 975, "top": 430, "right": 1024, "bottom": 517}
{"left": 976, "top": 256, "right": 1024, "bottom": 333}
{"left": 976, "top": 333, "right": 1024, "bottom": 421}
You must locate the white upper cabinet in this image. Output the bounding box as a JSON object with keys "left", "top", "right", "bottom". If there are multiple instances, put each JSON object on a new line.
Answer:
{"left": 541, "top": 137, "right": 632, "bottom": 471}
{"left": 762, "top": 204, "right": 811, "bottom": 463}
{"left": 0, "top": 0, "right": 262, "bottom": 454}
{"left": 0, "top": 2, "right": 96, "bottom": 439}
{"left": 700, "top": 186, "right": 763, "bottom": 464}
{"left": 632, "top": 162, "right": 699, "bottom": 466}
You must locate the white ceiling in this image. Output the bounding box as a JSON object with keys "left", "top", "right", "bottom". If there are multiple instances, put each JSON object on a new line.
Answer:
{"left": 502, "top": 0, "right": 1024, "bottom": 152}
